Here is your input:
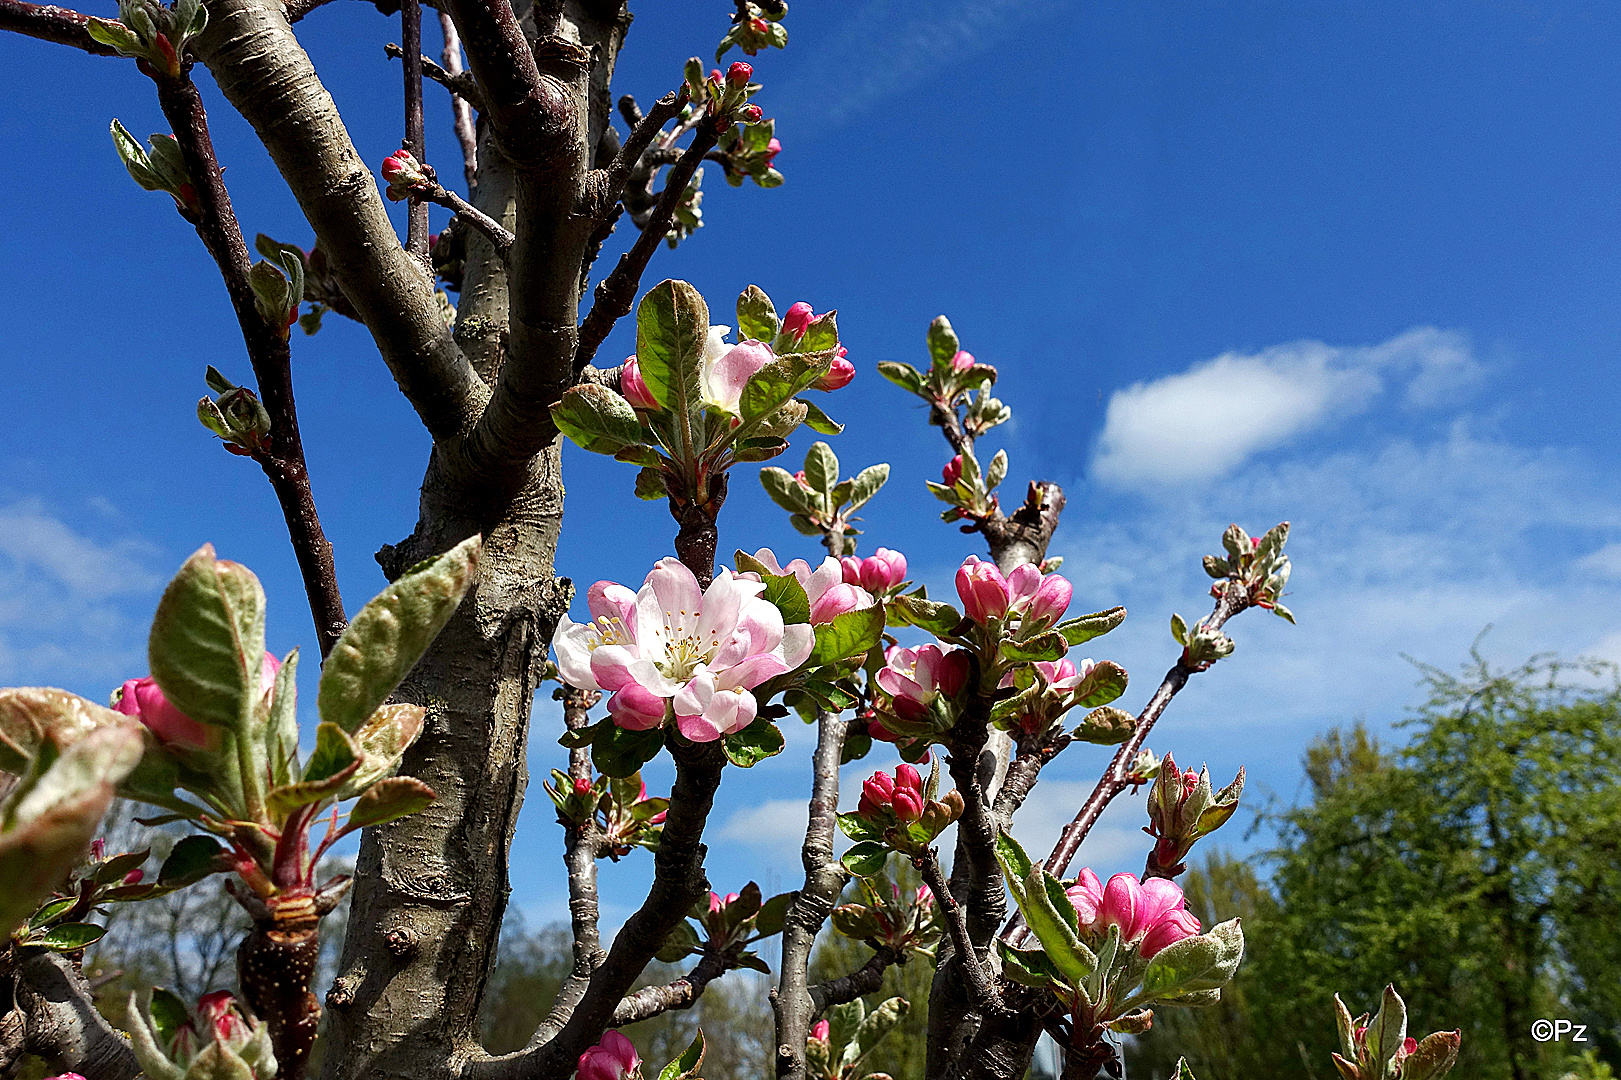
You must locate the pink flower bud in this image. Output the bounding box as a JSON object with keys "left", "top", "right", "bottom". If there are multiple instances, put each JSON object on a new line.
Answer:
{"left": 839, "top": 557, "right": 863, "bottom": 586}
{"left": 381, "top": 149, "right": 419, "bottom": 186}
{"left": 895, "top": 762, "right": 923, "bottom": 798}
{"left": 1066, "top": 868, "right": 1104, "bottom": 928}
{"left": 956, "top": 555, "right": 1011, "bottom": 624}
{"left": 916, "top": 884, "right": 934, "bottom": 908}
{"left": 578, "top": 1030, "right": 641, "bottom": 1080}
{"left": 1100, "top": 873, "right": 1146, "bottom": 940}
{"left": 726, "top": 61, "right": 752, "bottom": 86}
{"left": 809, "top": 582, "right": 864, "bottom": 624}
{"left": 1024, "top": 573, "right": 1072, "bottom": 630}
{"left": 114, "top": 676, "right": 215, "bottom": 751}
{"left": 892, "top": 787, "right": 923, "bottom": 823}
{"left": 1140, "top": 906, "right": 1200, "bottom": 958}
{"left": 810, "top": 1020, "right": 830, "bottom": 1043}
{"left": 122, "top": 868, "right": 144, "bottom": 885}
{"left": 620, "top": 356, "right": 659, "bottom": 411}
{"left": 782, "top": 301, "right": 814, "bottom": 339}
{"left": 812, "top": 350, "right": 855, "bottom": 391}
{"left": 708, "top": 68, "right": 723, "bottom": 86}
{"left": 942, "top": 455, "right": 962, "bottom": 486}
{"left": 765, "top": 137, "right": 781, "bottom": 164}
{"left": 741, "top": 104, "right": 763, "bottom": 123}
{"left": 573, "top": 777, "right": 592, "bottom": 795}
{"left": 845, "top": 547, "right": 907, "bottom": 594}
{"left": 607, "top": 683, "right": 667, "bottom": 731}
{"left": 793, "top": 470, "right": 813, "bottom": 490}
{"left": 951, "top": 350, "right": 975, "bottom": 373}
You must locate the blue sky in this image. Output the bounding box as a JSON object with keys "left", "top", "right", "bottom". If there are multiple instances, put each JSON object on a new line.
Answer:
{"left": 3, "top": 1, "right": 1621, "bottom": 931}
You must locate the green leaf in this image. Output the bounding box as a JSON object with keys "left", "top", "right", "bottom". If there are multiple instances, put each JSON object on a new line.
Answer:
{"left": 799, "top": 398, "right": 844, "bottom": 435}
{"left": 158, "top": 834, "right": 226, "bottom": 886}
{"left": 998, "top": 940, "right": 1065, "bottom": 990}
{"left": 657, "top": 1030, "right": 706, "bottom": 1080}
{"left": 87, "top": 18, "right": 139, "bottom": 52}
{"left": 759, "top": 467, "right": 817, "bottom": 515}
{"left": 761, "top": 572, "right": 812, "bottom": 626}
{"left": 1135, "top": 919, "right": 1245, "bottom": 1003}
{"left": 984, "top": 449, "right": 1008, "bottom": 491}
{"left": 753, "top": 891, "right": 795, "bottom": 937}
{"left": 876, "top": 361, "right": 924, "bottom": 396}
{"left": 843, "top": 996, "right": 909, "bottom": 1073}
{"left": 927, "top": 316, "right": 960, "bottom": 369}
{"left": 593, "top": 723, "right": 665, "bottom": 778}
{"left": 1175, "top": 1059, "right": 1198, "bottom": 1080}
{"left": 847, "top": 464, "right": 890, "bottom": 511}
{"left": 552, "top": 384, "right": 645, "bottom": 455}
{"left": 812, "top": 605, "right": 886, "bottom": 666}
{"left": 724, "top": 717, "right": 785, "bottom": 768}
{"left": 148, "top": 987, "right": 191, "bottom": 1047}
{"left": 1368, "top": 984, "right": 1409, "bottom": 1076}
{"left": 840, "top": 840, "right": 889, "bottom": 878}
{"left": 1170, "top": 612, "right": 1188, "bottom": 646}
{"left": 33, "top": 921, "right": 106, "bottom": 950}
{"left": 836, "top": 811, "right": 884, "bottom": 843}
{"left": 655, "top": 919, "right": 701, "bottom": 962}
{"left": 886, "top": 594, "right": 962, "bottom": 636}
{"left": 804, "top": 441, "right": 839, "bottom": 492}
{"left": 635, "top": 466, "right": 668, "bottom": 500}
{"left": 994, "top": 831, "right": 1096, "bottom": 986}
{"left": 1000, "top": 631, "right": 1069, "bottom": 664}
{"left": 1073, "top": 661, "right": 1129, "bottom": 708}
{"left": 318, "top": 535, "right": 479, "bottom": 732}
{"left": 28, "top": 897, "right": 76, "bottom": 928}
{"left": 148, "top": 545, "right": 266, "bottom": 731}
{"left": 636, "top": 280, "right": 710, "bottom": 457}
{"left": 801, "top": 679, "right": 857, "bottom": 711}
{"left": 740, "top": 353, "right": 824, "bottom": 424}
{"left": 733, "top": 437, "right": 788, "bottom": 463}
{"left": 736, "top": 285, "right": 778, "bottom": 342}
{"left": 302, "top": 722, "right": 361, "bottom": 784}
{"left": 345, "top": 776, "right": 435, "bottom": 831}
{"left": 1072, "top": 706, "right": 1136, "bottom": 745}
{"left": 93, "top": 848, "right": 151, "bottom": 886}
{"left": 1058, "top": 606, "right": 1127, "bottom": 646}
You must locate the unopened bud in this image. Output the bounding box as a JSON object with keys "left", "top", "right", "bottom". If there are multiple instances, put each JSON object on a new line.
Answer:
{"left": 741, "top": 104, "right": 763, "bottom": 123}
{"left": 726, "top": 61, "right": 752, "bottom": 87}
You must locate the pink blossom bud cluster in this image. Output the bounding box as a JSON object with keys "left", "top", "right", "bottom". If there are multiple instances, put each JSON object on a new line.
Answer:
{"left": 955, "top": 556, "right": 1072, "bottom": 632}
{"left": 684, "top": 57, "right": 763, "bottom": 126}
{"left": 780, "top": 302, "right": 855, "bottom": 391}
{"left": 995, "top": 656, "right": 1099, "bottom": 735}
{"left": 750, "top": 548, "right": 875, "bottom": 624}
{"left": 1064, "top": 870, "right": 1200, "bottom": 959}
{"left": 873, "top": 643, "right": 970, "bottom": 731}
{"left": 380, "top": 148, "right": 430, "bottom": 201}
{"left": 840, "top": 547, "right": 907, "bottom": 596}
{"left": 854, "top": 764, "right": 964, "bottom": 849}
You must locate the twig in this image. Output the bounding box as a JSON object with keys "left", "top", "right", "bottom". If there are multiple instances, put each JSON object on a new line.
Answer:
{"left": 384, "top": 42, "right": 487, "bottom": 122}
{"left": 594, "top": 89, "right": 684, "bottom": 214}
{"left": 1040, "top": 587, "right": 1251, "bottom": 878}
{"left": 917, "top": 849, "right": 1003, "bottom": 1014}
{"left": 401, "top": 0, "right": 431, "bottom": 264}
{"left": 609, "top": 951, "right": 728, "bottom": 1026}
{"left": 573, "top": 116, "right": 723, "bottom": 374}
{"left": 773, "top": 711, "right": 849, "bottom": 1080}
{"left": 8, "top": 950, "right": 140, "bottom": 1080}
{"left": 0, "top": 0, "right": 118, "bottom": 54}
{"left": 526, "top": 687, "right": 606, "bottom": 1048}
{"left": 438, "top": 11, "right": 479, "bottom": 189}
{"left": 413, "top": 177, "right": 513, "bottom": 262}
{"left": 807, "top": 945, "right": 902, "bottom": 1016}
{"left": 151, "top": 73, "right": 348, "bottom": 656}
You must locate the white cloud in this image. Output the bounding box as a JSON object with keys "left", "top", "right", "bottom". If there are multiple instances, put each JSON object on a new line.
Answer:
{"left": 1090, "top": 328, "right": 1480, "bottom": 486}
{"left": 716, "top": 798, "right": 812, "bottom": 849}
{"left": 1575, "top": 542, "right": 1621, "bottom": 580}
{"left": 0, "top": 498, "right": 164, "bottom": 689}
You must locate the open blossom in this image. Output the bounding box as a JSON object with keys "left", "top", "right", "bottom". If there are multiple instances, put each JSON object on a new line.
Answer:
{"left": 699, "top": 325, "right": 775, "bottom": 414}
{"left": 578, "top": 1031, "right": 641, "bottom": 1080}
{"left": 114, "top": 652, "right": 280, "bottom": 751}
{"left": 552, "top": 559, "right": 812, "bottom": 743}
{"left": 751, "top": 549, "right": 875, "bottom": 624}
{"left": 840, "top": 547, "right": 907, "bottom": 595}
{"left": 619, "top": 356, "right": 658, "bottom": 410}
{"left": 876, "top": 643, "right": 969, "bottom": 723}
{"left": 1066, "top": 870, "right": 1200, "bottom": 958}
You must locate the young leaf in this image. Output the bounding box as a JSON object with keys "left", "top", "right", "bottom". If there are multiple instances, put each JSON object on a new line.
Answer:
{"left": 811, "top": 605, "right": 886, "bottom": 666}
{"left": 318, "top": 535, "right": 480, "bottom": 732}
{"left": 551, "top": 384, "right": 645, "bottom": 454}
{"left": 656, "top": 1030, "right": 706, "bottom": 1080}
{"left": 1058, "top": 606, "right": 1127, "bottom": 646}
{"left": 1072, "top": 661, "right": 1129, "bottom": 707}
{"left": 34, "top": 922, "right": 107, "bottom": 951}
{"left": 927, "top": 316, "right": 960, "bottom": 370}
{"left": 345, "top": 776, "right": 435, "bottom": 831}
{"left": 759, "top": 467, "right": 817, "bottom": 515}
{"left": 158, "top": 834, "right": 226, "bottom": 886}
{"left": 593, "top": 723, "right": 665, "bottom": 778}
{"left": 804, "top": 441, "right": 839, "bottom": 493}
{"left": 847, "top": 464, "right": 890, "bottom": 511}
{"left": 148, "top": 545, "right": 267, "bottom": 731}
{"left": 724, "top": 717, "right": 785, "bottom": 768}
{"left": 736, "top": 284, "right": 779, "bottom": 342}
{"left": 840, "top": 840, "right": 889, "bottom": 878}
{"left": 636, "top": 280, "right": 710, "bottom": 458}
{"left": 876, "top": 361, "right": 924, "bottom": 396}
{"left": 798, "top": 398, "right": 844, "bottom": 435}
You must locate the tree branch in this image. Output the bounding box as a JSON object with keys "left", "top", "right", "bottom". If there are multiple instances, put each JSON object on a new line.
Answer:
{"left": 8, "top": 949, "right": 141, "bottom": 1080}
{"left": 807, "top": 945, "right": 902, "bottom": 1016}
{"left": 438, "top": 12, "right": 480, "bottom": 190}
{"left": 592, "top": 89, "right": 684, "bottom": 216}
{"left": 1041, "top": 587, "right": 1252, "bottom": 878}
{"left": 193, "top": 0, "right": 484, "bottom": 444}
{"left": 609, "top": 951, "right": 727, "bottom": 1026}
{"left": 151, "top": 72, "right": 348, "bottom": 655}
{"left": 385, "top": 40, "right": 486, "bottom": 110}
{"left": 573, "top": 116, "right": 723, "bottom": 374}
{"left": 0, "top": 0, "right": 118, "bottom": 54}
{"left": 401, "top": 0, "right": 431, "bottom": 263}
{"left": 917, "top": 849, "right": 1002, "bottom": 1015}
{"left": 773, "top": 711, "right": 849, "bottom": 1080}
{"left": 412, "top": 176, "right": 514, "bottom": 262}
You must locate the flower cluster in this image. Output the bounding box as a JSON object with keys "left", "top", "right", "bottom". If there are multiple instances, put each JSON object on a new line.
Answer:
{"left": 956, "top": 555, "right": 1072, "bottom": 632}
{"left": 831, "top": 876, "right": 941, "bottom": 959}
{"left": 872, "top": 643, "right": 970, "bottom": 734}
{"left": 840, "top": 547, "right": 907, "bottom": 597}
{"left": 552, "top": 558, "right": 812, "bottom": 743}
{"left": 750, "top": 548, "right": 874, "bottom": 624}
{"left": 841, "top": 764, "right": 963, "bottom": 860}
{"left": 1065, "top": 870, "right": 1201, "bottom": 959}
{"left": 541, "top": 770, "right": 667, "bottom": 859}
{"left": 1204, "top": 521, "right": 1294, "bottom": 623}
{"left": 380, "top": 148, "right": 431, "bottom": 201}
{"left": 196, "top": 366, "right": 274, "bottom": 455}
{"left": 1332, "top": 987, "right": 1462, "bottom": 1080}
{"left": 657, "top": 882, "right": 789, "bottom": 973}
{"left": 87, "top": 0, "right": 207, "bottom": 77}
{"left": 877, "top": 315, "right": 1001, "bottom": 424}
{"left": 683, "top": 58, "right": 763, "bottom": 127}
{"left": 127, "top": 989, "right": 277, "bottom": 1080}
{"left": 783, "top": 303, "right": 854, "bottom": 389}
{"left": 1143, "top": 752, "right": 1244, "bottom": 878}
{"left": 716, "top": 0, "right": 788, "bottom": 59}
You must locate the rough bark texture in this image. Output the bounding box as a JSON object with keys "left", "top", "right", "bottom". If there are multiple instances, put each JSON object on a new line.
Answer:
{"left": 2, "top": 950, "right": 141, "bottom": 1080}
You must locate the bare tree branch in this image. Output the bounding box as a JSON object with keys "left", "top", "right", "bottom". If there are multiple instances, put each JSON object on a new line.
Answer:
{"left": 807, "top": 945, "right": 902, "bottom": 1016}
{"left": 609, "top": 951, "right": 727, "bottom": 1026}
{"left": 401, "top": 0, "right": 431, "bottom": 263}
{"left": 8, "top": 950, "right": 141, "bottom": 1080}
{"left": 193, "top": 0, "right": 484, "bottom": 443}
{"left": 773, "top": 711, "right": 849, "bottom": 1080}
{"left": 0, "top": 0, "right": 118, "bottom": 54}
{"left": 151, "top": 71, "right": 349, "bottom": 655}
{"left": 438, "top": 12, "right": 480, "bottom": 188}
{"left": 917, "top": 849, "right": 1002, "bottom": 1015}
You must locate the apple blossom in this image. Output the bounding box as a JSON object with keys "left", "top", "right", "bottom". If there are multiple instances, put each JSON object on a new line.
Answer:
{"left": 1004, "top": 561, "right": 1072, "bottom": 630}
{"left": 619, "top": 356, "right": 659, "bottom": 411}
{"left": 942, "top": 454, "right": 963, "bottom": 486}
{"left": 113, "top": 651, "right": 280, "bottom": 752}
{"left": 840, "top": 546, "right": 908, "bottom": 595}
{"left": 380, "top": 149, "right": 426, "bottom": 201}
{"left": 811, "top": 348, "right": 855, "bottom": 391}
{"left": 858, "top": 764, "right": 925, "bottom": 824}
{"left": 552, "top": 558, "right": 813, "bottom": 743}
{"left": 782, "top": 301, "right": 814, "bottom": 339}
{"left": 702, "top": 328, "right": 774, "bottom": 414}
{"left": 1066, "top": 869, "right": 1201, "bottom": 956}
{"left": 577, "top": 1030, "right": 641, "bottom": 1080}
{"left": 726, "top": 60, "right": 752, "bottom": 86}
{"left": 951, "top": 349, "right": 975, "bottom": 373}
{"left": 875, "top": 643, "right": 970, "bottom": 724}
{"left": 810, "top": 1020, "right": 830, "bottom": 1043}
{"left": 1140, "top": 906, "right": 1201, "bottom": 958}
{"left": 750, "top": 548, "right": 876, "bottom": 624}
{"left": 956, "top": 555, "right": 1011, "bottom": 624}
{"left": 765, "top": 137, "right": 781, "bottom": 165}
